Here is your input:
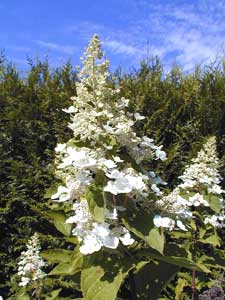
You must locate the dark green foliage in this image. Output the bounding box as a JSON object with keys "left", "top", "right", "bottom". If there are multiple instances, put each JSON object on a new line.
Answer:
{"left": 0, "top": 57, "right": 76, "bottom": 298}
{"left": 0, "top": 54, "right": 225, "bottom": 299}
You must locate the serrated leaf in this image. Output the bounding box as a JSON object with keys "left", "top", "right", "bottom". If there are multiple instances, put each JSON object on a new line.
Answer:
{"left": 48, "top": 210, "right": 72, "bottom": 236}
{"left": 122, "top": 209, "right": 164, "bottom": 254}
{"left": 49, "top": 250, "right": 83, "bottom": 276}
{"left": 81, "top": 252, "right": 133, "bottom": 300}
{"left": 42, "top": 249, "right": 73, "bottom": 264}
{"left": 86, "top": 186, "right": 105, "bottom": 222}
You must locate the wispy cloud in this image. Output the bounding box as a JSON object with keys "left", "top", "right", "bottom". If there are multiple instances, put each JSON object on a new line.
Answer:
{"left": 104, "top": 40, "right": 144, "bottom": 57}
{"left": 65, "top": 0, "right": 225, "bottom": 70}
{"left": 36, "top": 40, "right": 77, "bottom": 55}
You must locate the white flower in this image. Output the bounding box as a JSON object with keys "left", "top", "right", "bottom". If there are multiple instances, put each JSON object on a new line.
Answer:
{"left": 103, "top": 235, "right": 120, "bottom": 249}
{"left": 17, "top": 233, "right": 46, "bottom": 287}
{"left": 105, "top": 169, "right": 122, "bottom": 179}
{"left": 19, "top": 277, "right": 30, "bottom": 287}
{"left": 55, "top": 143, "right": 66, "bottom": 153}
{"left": 208, "top": 184, "right": 224, "bottom": 195}
{"left": 119, "top": 232, "right": 135, "bottom": 246}
{"left": 178, "top": 137, "right": 223, "bottom": 196}
{"left": 62, "top": 106, "right": 77, "bottom": 113}
{"left": 153, "top": 215, "right": 175, "bottom": 230}
{"left": 188, "top": 193, "right": 209, "bottom": 207}
{"left": 104, "top": 169, "right": 146, "bottom": 195}
{"left": 66, "top": 200, "right": 92, "bottom": 224}
{"left": 104, "top": 177, "right": 133, "bottom": 195}
{"left": 155, "top": 149, "right": 167, "bottom": 161}
{"left": 142, "top": 136, "right": 155, "bottom": 148}
{"left": 103, "top": 159, "right": 117, "bottom": 169}
{"left": 113, "top": 156, "right": 124, "bottom": 163}
{"left": 80, "top": 233, "right": 102, "bottom": 255}
{"left": 151, "top": 184, "right": 162, "bottom": 195}
{"left": 204, "top": 214, "right": 224, "bottom": 228}
{"left": 134, "top": 113, "right": 145, "bottom": 120}
{"left": 51, "top": 185, "right": 69, "bottom": 202}
{"left": 176, "top": 220, "right": 188, "bottom": 231}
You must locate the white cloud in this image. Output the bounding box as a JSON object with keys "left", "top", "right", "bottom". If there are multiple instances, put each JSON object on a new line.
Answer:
{"left": 61, "top": 0, "right": 225, "bottom": 70}
{"left": 104, "top": 40, "right": 144, "bottom": 57}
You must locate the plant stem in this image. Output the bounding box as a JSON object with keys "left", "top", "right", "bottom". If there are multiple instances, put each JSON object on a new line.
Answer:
{"left": 191, "top": 269, "right": 196, "bottom": 300}
{"left": 34, "top": 281, "right": 41, "bottom": 300}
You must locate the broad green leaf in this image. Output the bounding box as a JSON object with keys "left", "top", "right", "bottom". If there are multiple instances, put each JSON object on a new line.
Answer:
{"left": 45, "top": 289, "right": 62, "bottom": 300}
{"left": 137, "top": 249, "right": 210, "bottom": 272}
{"left": 199, "top": 234, "right": 221, "bottom": 247}
{"left": 208, "top": 194, "right": 222, "bottom": 213}
{"left": 122, "top": 209, "right": 164, "bottom": 254}
{"left": 49, "top": 249, "right": 83, "bottom": 275}
{"left": 86, "top": 186, "right": 105, "bottom": 222}
{"left": 134, "top": 261, "right": 179, "bottom": 300}
{"left": 42, "top": 249, "right": 73, "bottom": 263}
{"left": 81, "top": 252, "right": 133, "bottom": 300}
{"left": 48, "top": 210, "right": 72, "bottom": 236}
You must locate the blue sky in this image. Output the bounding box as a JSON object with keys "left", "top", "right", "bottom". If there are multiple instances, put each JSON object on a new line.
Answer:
{"left": 1, "top": 0, "right": 225, "bottom": 72}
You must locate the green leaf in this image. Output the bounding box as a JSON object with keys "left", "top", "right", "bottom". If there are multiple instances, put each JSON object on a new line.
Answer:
{"left": 42, "top": 249, "right": 73, "bottom": 264}
{"left": 179, "top": 191, "right": 196, "bottom": 200}
{"left": 81, "top": 252, "right": 133, "bottom": 300}
{"left": 199, "top": 234, "right": 221, "bottom": 247}
{"left": 122, "top": 209, "right": 164, "bottom": 254}
{"left": 45, "top": 288, "right": 62, "bottom": 300}
{"left": 44, "top": 185, "right": 58, "bottom": 199}
{"left": 133, "top": 261, "right": 179, "bottom": 300}
{"left": 175, "top": 278, "right": 189, "bottom": 300}
{"left": 86, "top": 186, "right": 105, "bottom": 222}
{"left": 208, "top": 194, "right": 222, "bottom": 213}
{"left": 137, "top": 249, "right": 210, "bottom": 272}
{"left": 16, "top": 293, "right": 30, "bottom": 300}
{"left": 48, "top": 210, "right": 72, "bottom": 236}
{"left": 49, "top": 249, "right": 83, "bottom": 276}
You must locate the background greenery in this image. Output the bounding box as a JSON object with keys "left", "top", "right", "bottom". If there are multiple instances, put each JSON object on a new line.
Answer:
{"left": 0, "top": 54, "right": 224, "bottom": 299}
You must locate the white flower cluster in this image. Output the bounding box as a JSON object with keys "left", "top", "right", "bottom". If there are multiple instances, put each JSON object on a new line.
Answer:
{"left": 178, "top": 137, "right": 224, "bottom": 195}
{"left": 18, "top": 233, "right": 46, "bottom": 287}
{"left": 52, "top": 35, "right": 167, "bottom": 255}
{"left": 66, "top": 200, "right": 134, "bottom": 255}
{"left": 154, "top": 137, "right": 224, "bottom": 230}
{"left": 204, "top": 213, "right": 225, "bottom": 228}
{"left": 104, "top": 168, "right": 147, "bottom": 196}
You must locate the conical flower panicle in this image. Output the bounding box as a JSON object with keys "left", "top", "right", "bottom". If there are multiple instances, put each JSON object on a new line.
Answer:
{"left": 179, "top": 136, "right": 222, "bottom": 192}
{"left": 17, "top": 233, "right": 46, "bottom": 287}
{"left": 52, "top": 35, "right": 168, "bottom": 255}
{"left": 154, "top": 136, "right": 224, "bottom": 230}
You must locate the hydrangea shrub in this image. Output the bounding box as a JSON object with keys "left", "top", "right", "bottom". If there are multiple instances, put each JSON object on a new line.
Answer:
{"left": 42, "top": 35, "right": 225, "bottom": 300}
